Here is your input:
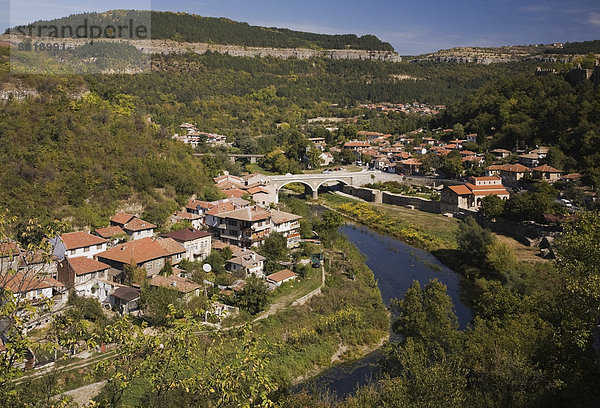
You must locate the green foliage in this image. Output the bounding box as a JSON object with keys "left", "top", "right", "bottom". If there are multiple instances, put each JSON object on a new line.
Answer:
{"left": 236, "top": 277, "right": 270, "bottom": 315}
{"left": 139, "top": 283, "right": 182, "bottom": 327}
{"left": 257, "top": 232, "right": 288, "bottom": 261}
{"left": 438, "top": 73, "right": 600, "bottom": 183}
{"left": 390, "top": 279, "right": 462, "bottom": 357}
{"left": 0, "top": 93, "right": 213, "bottom": 228}
{"left": 456, "top": 217, "right": 495, "bottom": 260}
{"left": 318, "top": 210, "right": 345, "bottom": 231}
{"left": 479, "top": 195, "right": 506, "bottom": 220}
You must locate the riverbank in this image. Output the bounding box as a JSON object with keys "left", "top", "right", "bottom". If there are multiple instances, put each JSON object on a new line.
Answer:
{"left": 320, "top": 193, "right": 458, "bottom": 252}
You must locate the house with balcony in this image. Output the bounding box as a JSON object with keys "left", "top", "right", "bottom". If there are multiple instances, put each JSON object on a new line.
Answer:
{"left": 226, "top": 249, "right": 266, "bottom": 278}
{"left": 213, "top": 207, "right": 272, "bottom": 248}
{"left": 96, "top": 237, "right": 185, "bottom": 280}
{"left": 270, "top": 210, "right": 302, "bottom": 248}
{"left": 161, "top": 228, "right": 212, "bottom": 262}
{"left": 56, "top": 257, "right": 111, "bottom": 300}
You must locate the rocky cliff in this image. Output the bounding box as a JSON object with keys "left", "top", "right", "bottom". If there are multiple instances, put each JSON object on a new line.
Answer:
{"left": 0, "top": 35, "right": 402, "bottom": 62}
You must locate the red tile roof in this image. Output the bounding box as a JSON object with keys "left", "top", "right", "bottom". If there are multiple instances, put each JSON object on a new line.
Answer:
{"left": 61, "top": 232, "right": 107, "bottom": 250}
{"left": 344, "top": 141, "right": 371, "bottom": 148}
{"left": 162, "top": 228, "right": 211, "bottom": 242}
{"left": 0, "top": 241, "right": 20, "bottom": 257}
{"left": 149, "top": 274, "right": 201, "bottom": 294}
{"left": 267, "top": 269, "right": 298, "bottom": 283}
{"left": 4, "top": 272, "right": 63, "bottom": 293}
{"left": 221, "top": 188, "right": 246, "bottom": 199}
{"left": 111, "top": 212, "right": 135, "bottom": 225}
{"left": 95, "top": 226, "right": 126, "bottom": 239}
{"left": 123, "top": 218, "right": 156, "bottom": 232}
{"left": 97, "top": 237, "right": 171, "bottom": 265}
{"left": 448, "top": 185, "right": 472, "bottom": 195}
{"left": 532, "top": 164, "right": 561, "bottom": 173}
{"left": 218, "top": 206, "right": 272, "bottom": 222}
{"left": 502, "top": 164, "right": 531, "bottom": 173}
{"left": 156, "top": 238, "right": 186, "bottom": 257}
{"left": 247, "top": 186, "right": 270, "bottom": 195}
{"left": 206, "top": 202, "right": 235, "bottom": 216}
{"left": 64, "top": 257, "right": 109, "bottom": 275}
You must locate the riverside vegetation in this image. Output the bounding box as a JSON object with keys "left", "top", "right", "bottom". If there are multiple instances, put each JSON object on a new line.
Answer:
{"left": 2, "top": 16, "right": 600, "bottom": 406}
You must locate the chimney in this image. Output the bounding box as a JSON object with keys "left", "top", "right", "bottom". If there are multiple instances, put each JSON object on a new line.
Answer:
{"left": 171, "top": 281, "right": 177, "bottom": 287}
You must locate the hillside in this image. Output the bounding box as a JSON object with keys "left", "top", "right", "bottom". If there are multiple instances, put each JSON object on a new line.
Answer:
{"left": 412, "top": 41, "right": 599, "bottom": 64}
{"left": 8, "top": 9, "right": 394, "bottom": 51}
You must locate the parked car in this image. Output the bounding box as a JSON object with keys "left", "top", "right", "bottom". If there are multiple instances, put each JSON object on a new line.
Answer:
{"left": 560, "top": 199, "right": 573, "bottom": 208}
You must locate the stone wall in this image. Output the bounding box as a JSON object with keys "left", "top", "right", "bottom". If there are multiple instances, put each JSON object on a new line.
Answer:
{"left": 341, "top": 185, "right": 460, "bottom": 214}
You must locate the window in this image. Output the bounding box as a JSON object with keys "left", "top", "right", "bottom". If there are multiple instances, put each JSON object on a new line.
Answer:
{"left": 84, "top": 247, "right": 90, "bottom": 252}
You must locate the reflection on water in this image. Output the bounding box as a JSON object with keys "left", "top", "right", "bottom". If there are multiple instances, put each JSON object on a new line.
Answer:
{"left": 297, "top": 222, "right": 472, "bottom": 398}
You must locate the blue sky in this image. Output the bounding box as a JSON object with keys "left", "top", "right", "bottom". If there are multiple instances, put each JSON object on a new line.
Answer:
{"left": 3, "top": 0, "right": 600, "bottom": 54}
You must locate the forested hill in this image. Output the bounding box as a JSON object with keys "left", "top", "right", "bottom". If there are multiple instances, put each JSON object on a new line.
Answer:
{"left": 8, "top": 10, "right": 394, "bottom": 51}
{"left": 545, "top": 40, "right": 600, "bottom": 54}
{"left": 436, "top": 72, "right": 600, "bottom": 181}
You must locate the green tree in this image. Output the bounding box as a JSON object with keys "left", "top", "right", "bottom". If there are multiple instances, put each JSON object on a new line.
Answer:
{"left": 456, "top": 217, "right": 495, "bottom": 261}
{"left": 480, "top": 195, "right": 506, "bottom": 220}
{"left": 306, "top": 145, "right": 322, "bottom": 169}
{"left": 258, "top": 232, "right": 288, "bottom": 261}
{"left": 319, "top": 210, "right": 345, "bottom": 231}
{"left": 440, "top": 151, "right": 464, "bottom": 179}
{"left": 390, "top": 279, "right": 462, "bottom": 358}
{"left": 139, "top": 284, "right": 182, "bottom": 327}
{"left": 236, "top": 277, "right": 270, "bottom": 315}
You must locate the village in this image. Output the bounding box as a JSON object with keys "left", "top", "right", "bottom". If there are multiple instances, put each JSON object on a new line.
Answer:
{"left": 0, "top": 169, "right": 318, "bottom": 337}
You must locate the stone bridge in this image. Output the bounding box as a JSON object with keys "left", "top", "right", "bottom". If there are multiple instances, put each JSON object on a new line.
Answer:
{"left": 268, "top": 171, "right": 400, "bottom": 201}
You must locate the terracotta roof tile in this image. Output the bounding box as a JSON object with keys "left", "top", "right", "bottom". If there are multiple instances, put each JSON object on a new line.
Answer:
{"left": 110, "top": 212, "right": 135, "bottom": 225}
{"left": 95, "top": 226, "right": 126, "bottom": 239}
{"left": 267, "top": 269, "right": 298, "bottom": 283}
{"left": 123, "top": 218, "right": 156, "bottom": 233}
{"left": 149, "top": 274, "right": 201, "bottom": 294}
{"left": 61, "top": 232, "right": 107, "bottom": 250}
{"left": 162, "top": 228, "right": 211, "bottom": 242}
{"left": 64, "top": 257, "right": 109, "bottom": 275}
{"left": 532, "top": 164, "right": 561, "bottom": 173}
{"left": 97, "top": 237, "right": 170, "bottom": 265}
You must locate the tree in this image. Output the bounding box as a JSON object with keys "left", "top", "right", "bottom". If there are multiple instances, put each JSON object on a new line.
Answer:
{"left": 139, "top": 283, "right": 182, "bottom": 326}
{"left": 440, "top": 151, "right": 464, "bottom": 179}
{"left": 319, "top": 210, "right": 345, "bottom": 231}
{"left": 452, "top": 123, "right": 465, "bottom": 139}
{"left": 94, "top": 316, "right": 276, "bottom": 408}
{"left": 236, "top": 277, "right": 270, "bottom": 315}
{"left": 390, "top": 279, "right": 462, "bottom": 357}
{"left": 480, "top": 195, "right": 506, "bottom": 220}
{"left": 456, "top": 217, "right": 495, "bottom": 261}
{"left": 258, "top": 232, "right": 288, "bottom": 261}
{"left": 485, "top": 241, "right": 517, "bottom": 280}
{"left": 306, "top": 145, "right": 322, "bottom": 169}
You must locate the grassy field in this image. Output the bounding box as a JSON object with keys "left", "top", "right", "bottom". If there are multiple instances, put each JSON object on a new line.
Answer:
{"left": 322, "top": 192, "right": 545, "bottom": 264}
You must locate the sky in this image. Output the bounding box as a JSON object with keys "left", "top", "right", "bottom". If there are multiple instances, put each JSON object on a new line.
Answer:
{"left": 2, "top": 0, "right": 600, "bottom": 55}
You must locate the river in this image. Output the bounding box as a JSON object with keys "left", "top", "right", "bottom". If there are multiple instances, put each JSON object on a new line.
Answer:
{"left": 298, "top": 222, "right": 472, "bottom": 398}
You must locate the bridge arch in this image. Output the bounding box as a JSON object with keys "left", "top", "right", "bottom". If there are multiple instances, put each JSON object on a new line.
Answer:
{"left": 275, "top": 180, "right": 317, "bottom": 196}
{"left": 315, "top": 178, "right": 351, "bottom": 191}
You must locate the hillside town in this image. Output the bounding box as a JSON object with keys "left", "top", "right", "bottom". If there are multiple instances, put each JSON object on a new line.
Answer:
{"left": 1, "top": 173, "right": 306, "bottom": 330}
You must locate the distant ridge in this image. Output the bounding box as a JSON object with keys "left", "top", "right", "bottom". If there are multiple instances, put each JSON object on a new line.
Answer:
{"left": 7, "top": 9, "right": 394, "bottom": 52}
